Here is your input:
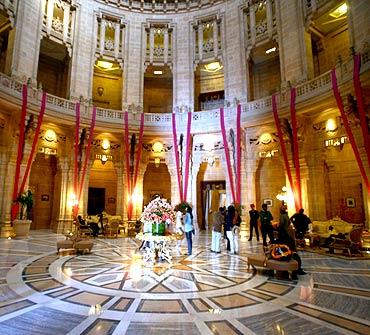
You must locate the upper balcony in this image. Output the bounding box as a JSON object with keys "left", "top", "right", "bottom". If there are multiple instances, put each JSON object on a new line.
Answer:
{"left": 0, "top": 49, "right": 369, "bottom": 134}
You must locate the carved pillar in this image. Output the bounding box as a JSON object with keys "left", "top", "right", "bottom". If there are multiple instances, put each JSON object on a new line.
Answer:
{"left": 168, "top": 164, "right": 180, "bottom": 206}
{"left": 56, "top": 157, "right": 70, "bottom": 228}
{"left": 213, "top": 19, "right": 218, "bottom": 58}
{"left": 190, "top": 160, "right": 201, "bottom": 232}
{"left": 250, "top": 4, "right": 256, "bottom": 46}
{"left": 63, "top": 4, "right": 70, "bottom": 42}
{"left": 266, "top": 0, "right": 273, "bottom": 39}
{"left": 114, "top": 22, "right": 120, "bottom": 59}
{"left": 46, "top": 0, "right": 55, "bottom": 35}
{"left": 115, "top": 162, "right": 124, "bottom": 217}
{"left": 164, "top": 28, "right": 169, "bottom": 64}
{"left": 198, "top": 23, "right": 203, "bottom": 61}
{"left": 0, "top": 152, "right": 9, "bottom": 222}
{"left": 149, "top": 28, "right": 154, "bottom": 64}
{"left": 99, "top": 19, "right": 106, "bottom": 55}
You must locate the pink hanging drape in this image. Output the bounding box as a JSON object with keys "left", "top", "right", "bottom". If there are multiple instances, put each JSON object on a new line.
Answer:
{"left": 183, "top": 111, "right": 192, "bottom": 201}
{"left": 72, "top": 103, "right": 81, "bottom": 218}
{"left": 171, "top": 113, "right": 183, "bottom": 202}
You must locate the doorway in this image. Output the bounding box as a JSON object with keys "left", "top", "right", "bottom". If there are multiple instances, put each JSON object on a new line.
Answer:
{"left": 88, "top": 187, "right": 105, "bottom": 215}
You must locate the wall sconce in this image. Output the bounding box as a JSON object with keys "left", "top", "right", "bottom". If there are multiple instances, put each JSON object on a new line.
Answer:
{"left": 101, "top": 138, "right": 110, "bottom": 150}
{"left": 44, "top": 129, "right": 57, "bottom": 142}
{"left": 276, "top": 186, "right": 288, "bottom": 202}
{"left": 101, "top": 155, "right": 108, "bottom": 165}
{"left": 207, "top": 156, "right": 215, "bottom": 166}
{"left": 152, "top": 141, "right": 163, "bottom": 153}
{"left": 325, "top": 118, "right": 338, "bottom": 132}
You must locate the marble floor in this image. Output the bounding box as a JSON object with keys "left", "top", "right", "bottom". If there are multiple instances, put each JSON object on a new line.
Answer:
{"left": 0, "top": 230, "right": 369, "bottom": 335}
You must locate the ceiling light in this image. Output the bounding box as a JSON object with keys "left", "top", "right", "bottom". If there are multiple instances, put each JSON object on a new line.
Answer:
{"left": 45, "top": 129, "right": 57, "bottom": 142}
{"left": 97, "top": 60, "right": 113, "bottom": 69}
{"left": 329, "top": 3, "right": 347, "bottom": 19}
{"left": 265, "top": 47, "right": 277, "bottom": 54}
{"left": 153, "top": 70, "right": 163, "bottom": 75}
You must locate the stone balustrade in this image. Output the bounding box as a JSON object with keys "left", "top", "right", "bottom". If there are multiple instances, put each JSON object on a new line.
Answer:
{"left": 0, "top": 50, "right": 368, "bottom": 133}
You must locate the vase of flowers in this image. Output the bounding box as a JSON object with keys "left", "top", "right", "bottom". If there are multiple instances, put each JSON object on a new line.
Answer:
{"left": 140, "top": 197, "right": 175, "bottom": 236}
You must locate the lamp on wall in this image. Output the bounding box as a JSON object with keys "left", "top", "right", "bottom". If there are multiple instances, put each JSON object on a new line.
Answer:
{"left": 152, "top": 141, "right": 163, "bottom": 153}
{"left": 154, "top": 157, "right": 161, "bottom": 168}
{"left": 325, "top": 118, "right": 338, "bottom": 132}
{"left": 101, "top": 154, "right": 108, "bottom": 165}
{"left": 101, "top": 138, "right": 110, "bottom": 150}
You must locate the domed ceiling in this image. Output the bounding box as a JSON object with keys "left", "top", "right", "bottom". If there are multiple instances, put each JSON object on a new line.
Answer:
{"left": 97, "top": 0, "right": 225, "bottom": 14}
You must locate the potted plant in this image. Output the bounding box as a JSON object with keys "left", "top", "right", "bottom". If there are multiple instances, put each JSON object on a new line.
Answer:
{"left": 13, "top": 190, "right": 33, "bottom": 238}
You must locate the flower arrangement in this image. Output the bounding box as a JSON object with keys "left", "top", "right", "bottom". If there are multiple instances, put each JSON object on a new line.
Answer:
{"left": 17, "top": 190, "right": 33, "bottom": 220}
{"left": 140, "top": 197, "right": 175, "bottom": 235}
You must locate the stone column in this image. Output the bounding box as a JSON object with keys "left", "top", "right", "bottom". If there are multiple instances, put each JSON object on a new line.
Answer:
{"left": 198, "top": 23, "right": 203, "bottom": 61}
{"left": 223, "top": 3, "right": 248, "bottom": 103}
{"left": 266, "top": 0, "right": 273, "bottom": 39}
{"left": 0, "top": 151, "right": 9, "bottom": 222}
{"left": 56, "top": 157, "right": 70, "bottom": 232}
{"left": 46, "top": 0, "right": 55, "bottom": 34}
{"left": 100, "top": 19, "right": 106, "bottom": 55}
{"left": 11, "top": 0, "right": 43, "bottom": 82}
{"left": 190, "top": 160, "right": 201, "bottom": 232}
{"left": 63, "top": 4, "right": 70, "bottom": 43}
{"left": 249, "top": 4, "right": 256, "bottom": 46}
{"left": 173, "top": 15, "right": 193, "bottom": 108}
{"left": 69, "top": 4, "right": 95, "bottom": 99}
{"left": 114, "top": 22, "right": 120, "bottom": 59}
{"left": 168, "top": 164, "right": 181, "bottom": 206}
{"left": 149, "top": 28, "right": 154, "bottom": 64}
{"left": 347, "top": 0, "right": 370, "bottom": 52}
{"left": 164, "top": 28, "right": 169, "bottom": 64}
{"left": 213, "top": 19, "right": 218, "bottom": 58}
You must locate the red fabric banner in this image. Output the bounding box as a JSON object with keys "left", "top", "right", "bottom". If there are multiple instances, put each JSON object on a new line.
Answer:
{"left": 220, "top": 107, "right": 236, "bottom": 203}
{"left": 172, "top": 113, "right": 183, "bottom": 202}
{"left": 18, "top": 92, "right": 47, "bottom": 198}
{"left": 183, "top": 111, "right": 192, "bottom": 201}
{"left": 272, "top": 95, "right": 299, "bottom": 210}
{"left": 353, "top": 54, "right": 370, "bottom": 169}
{"left": 132, "top": 113, "right": 145, "bottom": 191}
{"left": 236, "top": 104, "right": 242, "bottom": 204}
{"left": 331, "top": 69, "right": 370, "bottom": 194}
{"left": 124, "top": 111, "right": 133, "bottom": 219}
{"left": 73, "top": 103, "right": 80, "bottom": 218}
{"left": 290, "top": 88, "right": 302, "bottom": 209}
{"left": 11, "top": 84, "right": 28, "bottom": 220}
{"left": 78, "top": 107, "right": 97, "bottom": 204}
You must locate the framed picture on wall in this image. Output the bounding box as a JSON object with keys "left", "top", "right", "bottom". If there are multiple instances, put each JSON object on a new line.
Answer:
{"left": 263, "top": 199, "right": 273, "bottom": 207}
{"left": 346, "top": 197, "right": 355, "bottom": 208}
{"left": 41, "top": 194, "right": 49, "bottom": 201}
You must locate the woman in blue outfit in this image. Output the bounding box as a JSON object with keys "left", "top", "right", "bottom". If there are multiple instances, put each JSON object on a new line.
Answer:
{"left": 184, "top": 206, "right": 194, "bottom": 255}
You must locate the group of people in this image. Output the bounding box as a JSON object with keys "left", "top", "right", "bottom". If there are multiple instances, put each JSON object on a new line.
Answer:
{"left": 248, "top": 203, "right": 310, "bottom": 278}
{"left": 76, "top": 213, "right": 104, "bottom": 237}
{"left": 211, "top": 205, "right": 241, "bottom": 254}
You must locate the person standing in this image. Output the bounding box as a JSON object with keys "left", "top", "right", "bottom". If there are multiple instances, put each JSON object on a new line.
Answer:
{"left": 211, "top": 207, "right": 224, "bottom": 253}
{"left": 260, "top": 203, "right": 273, "bottom": 247}
{"left": 290, "top": 208, "right": 311, "bottom": 240}
{"left": 248, "top": 204, "right": 259, "bottom": 241}
{"left": 184, "top": 206, "right": 194, "bottom": 255}
{"left": 175, "top": 206, "right": 184, "bottom": 254}
{"left": 225, "top": 205, "right": 236, "bottom": 254}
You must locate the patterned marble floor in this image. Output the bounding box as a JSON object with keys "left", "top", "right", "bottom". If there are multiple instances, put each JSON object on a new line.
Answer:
{"left": 0, "top": 230, "right": 369, "bottom": 334}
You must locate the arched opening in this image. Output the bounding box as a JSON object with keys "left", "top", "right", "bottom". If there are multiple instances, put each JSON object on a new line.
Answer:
{"left": 29, "top": 153, "right": 58, "bottom": 230}
{"left": 37, "top": 38, "right": 71, "bottom": 98}
{"left": 88, "top": 159, "right": 117, "bottom": 215}
{"left": 196, "top": 161, "right": 226, "bottom": 230}
{"left": 247, "top": 42, "right": 280, "bottom": 101}
{"left": 194, "top": 61, "right": 224, "bottom": 111}
{"left": 144, "top": 64, "right": 173, "bottom": 113}
{"left": 92, "top": 59, "right": 123, "bottom": 109}
{"left": 143, "top": 162, "right": 171, "bottom": 207}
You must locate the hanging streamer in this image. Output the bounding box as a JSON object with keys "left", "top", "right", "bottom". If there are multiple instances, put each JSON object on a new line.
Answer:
{"left": 18, "top": 92, "right": 47, "bottom": 199}
{"left": 272, "top": 95, "right": 299, "bottom": 211}
{"left": 171, "top": 113, "right": 183, "bottom": 202}
{"left": 220, "top": 107, "right": 236, "bottom": 204}
{"left": 183, "top": 111, "right": 192, "bottom": 201}
{"left": 11, "top": 85, "right": 28, "bottom": 220}
{"left": 78, "top": 107, "right": 97, "bottom": 204}
{"left": 132, "top": 113, "right": 145, "bottom": 191}
{"left": 353, "top": 54, "right": 370, "bottom": 169}
{"left": 73, "top": 103, "right": 81, "bottom": 218}
{"left": 331, "top": 69, "right": 370, "bottom": 194}
{"left": 124, "top": 112, "right": 133, "bottom": 219}
{"left": 290, "top": 88, "right": 302, "bottom": 209}
{"left": 236, "top": 104, "right": 242, "bottom": 204}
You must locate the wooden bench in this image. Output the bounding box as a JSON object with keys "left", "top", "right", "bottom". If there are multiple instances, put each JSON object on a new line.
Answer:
{"left": 247, "top": 254, "right": 298, "bottom": 280}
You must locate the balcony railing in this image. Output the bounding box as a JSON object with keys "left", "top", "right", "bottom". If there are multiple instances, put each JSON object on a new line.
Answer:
{"left": 0, "top": 50, "right": 368, "bottom": 133}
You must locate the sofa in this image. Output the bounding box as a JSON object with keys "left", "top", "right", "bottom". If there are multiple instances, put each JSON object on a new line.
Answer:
{"left": 311, "top": 216, "right": 362, "bottom": 239}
